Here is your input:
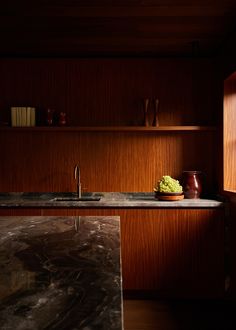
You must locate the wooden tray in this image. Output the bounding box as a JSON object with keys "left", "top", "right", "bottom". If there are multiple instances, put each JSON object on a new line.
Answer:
{"left": 156, "top": 194, "right": 184, "bottom": 201}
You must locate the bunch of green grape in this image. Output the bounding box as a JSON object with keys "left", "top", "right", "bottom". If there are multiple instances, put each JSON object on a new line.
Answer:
{"left": 154, "top": 175, "right": 183, "bottom": 193}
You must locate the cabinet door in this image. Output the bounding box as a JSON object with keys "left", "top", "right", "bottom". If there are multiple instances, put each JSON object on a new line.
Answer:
{"left": 121, "top": 209, "right": 225, "bottom": 298}
{"left": 0, "top": 209, "right": 42, "bottom": 216}
{"left": 5, "top": 207, "right": 225, "bottom": 298}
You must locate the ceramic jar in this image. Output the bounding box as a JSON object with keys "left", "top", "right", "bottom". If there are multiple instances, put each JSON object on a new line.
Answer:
{"left": 46, "top": 108, "right": 54, "bottom": 126}
{"left": 182, "top": 171, "right": 202, "bottom": 199}
{"left": 59, "top": 112, "right": 67, "bottom": 126}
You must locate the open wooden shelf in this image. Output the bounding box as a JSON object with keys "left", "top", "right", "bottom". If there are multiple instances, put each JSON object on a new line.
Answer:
{"left": 0, "top": 126, "right": 217, "bottom": 132}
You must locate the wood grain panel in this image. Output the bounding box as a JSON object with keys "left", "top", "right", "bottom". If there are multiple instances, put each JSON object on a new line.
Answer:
{"left": 0, "top": 130, "right": 218, "bottom": 194}
{"left": 223, "top": 73, "right": 236, "bottom": 192}
{"left": 5, "top": 207, "right": 225, "bottom": 297}
{"left": 0, "top": 58, "right": 219, "bottom": 127}
{"left": 0, "top": 57, "right": 219, "bottom": 194}
{"left": 119, "top": 208, "right": 224, "bottom": 297}
{"left": 0, "top": 55, "right": 222, "bottom": 301}
{"left": 0, "top": 209, "right": 42, "bottom": 216}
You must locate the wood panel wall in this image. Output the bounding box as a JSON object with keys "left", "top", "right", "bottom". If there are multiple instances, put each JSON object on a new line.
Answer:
{"left": 223, "top": 72, "right": 236, "bottom": 192}
{"left": 0, "top": 58, "right": 219, "bottom": 126}
{"left": 0, "top": 130, "right": 218, "bottom": 193}
{"left": 0, "top": 58, "right": 220, "bottom": 193}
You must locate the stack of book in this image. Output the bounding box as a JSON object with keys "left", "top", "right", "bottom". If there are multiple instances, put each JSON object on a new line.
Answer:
{"left": 11, "top": 107, "right": 36, "bottom": 127}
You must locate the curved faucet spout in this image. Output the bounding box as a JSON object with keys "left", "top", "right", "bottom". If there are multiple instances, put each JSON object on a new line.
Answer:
{"left": 74, "top": 164, "right": 81, "bottom": 198}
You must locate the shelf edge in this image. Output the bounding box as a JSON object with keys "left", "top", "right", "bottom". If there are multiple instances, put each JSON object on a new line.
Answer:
{"left": 0, "top": 125, "right": 218, "bottom": 132}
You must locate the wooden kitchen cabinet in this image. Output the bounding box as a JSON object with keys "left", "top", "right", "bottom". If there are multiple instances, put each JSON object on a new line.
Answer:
{"left": 34, "top": 207, "right": 226, "bottom": 298}
{"left": 120, "top": 208, "right": 225, "bottom": 298}
{"left": 0, "top": 39, "right": 226, "bottom": 300}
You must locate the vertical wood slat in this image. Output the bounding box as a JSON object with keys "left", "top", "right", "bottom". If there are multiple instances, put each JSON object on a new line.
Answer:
{"left": 120, "top": 208, "right": 224, "bottom": 297}
{"left": 2, "top": 207, "right": 224, "bottom": 297}
{"left": 224, "top": 72, "right": 236, "bottom": 192}
{"left": 0, "top": 58, "right": 218, "bottom": 127}
{"left": 0, "top": 57, "right": 222, "bottom": 299}
{"left": 0, "top": 57, "right": 219, "bottom": 194}
{"left": 0, "top": 130, "right": 217, "bottom": 194}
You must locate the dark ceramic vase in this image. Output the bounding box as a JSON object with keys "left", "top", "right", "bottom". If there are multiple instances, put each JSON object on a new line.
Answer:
{"left": 182, "top": 171, "right": 202, "bottom": 199}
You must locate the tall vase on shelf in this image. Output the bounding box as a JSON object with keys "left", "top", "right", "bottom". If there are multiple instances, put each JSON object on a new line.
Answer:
{"left": 182, "top": 171, "right": 202, "bottom": 199}
{"left": 153, "top": 98, "right": 159, "bottom": 127}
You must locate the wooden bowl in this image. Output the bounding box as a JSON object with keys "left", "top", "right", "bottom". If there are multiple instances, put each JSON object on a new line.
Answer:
{"left": 155, "top": 192, "right": 184, "bottom": 201}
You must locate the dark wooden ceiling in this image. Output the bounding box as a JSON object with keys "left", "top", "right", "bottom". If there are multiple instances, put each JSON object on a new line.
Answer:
{"left": 1, "top": 0, "right": 236, "bottom": 57}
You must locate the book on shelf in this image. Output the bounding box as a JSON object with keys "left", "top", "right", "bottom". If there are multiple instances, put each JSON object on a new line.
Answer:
{"left": 11, "top": 107, "right": 17, "bottom": 126}
{"left": 30, "top": 107, "right": 35, "bottom": 126}
{"left": 11, "top": 107, "right": 36, "bottom": 127}
{"left": 21, "top": 107, "right": 27, "bottom": 126}
{"left": 26, "top": 107, "right": 31, "bottom": 126}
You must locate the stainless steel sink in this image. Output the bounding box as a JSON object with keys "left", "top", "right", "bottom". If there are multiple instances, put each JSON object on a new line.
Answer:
{"left": 127, "top": 193, "right": 155, "bottom": 200}
{"left": 52, "top": 196, "right": 101, "bottom": 202}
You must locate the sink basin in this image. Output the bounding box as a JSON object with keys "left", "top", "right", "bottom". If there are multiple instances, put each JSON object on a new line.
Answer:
{"left": 52, "top": 196, "right": 101, "bottom": 202}
{"left": 127, "top": 193, "right": 155, "bottom": 200}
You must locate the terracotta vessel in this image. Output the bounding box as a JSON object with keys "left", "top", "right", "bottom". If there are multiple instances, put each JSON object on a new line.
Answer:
{"left": 182, "top": 171, "right": 202, "bottom": 199}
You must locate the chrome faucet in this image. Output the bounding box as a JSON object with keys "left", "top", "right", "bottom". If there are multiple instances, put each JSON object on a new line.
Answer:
{"left": 74, "top": 164, "right": 81, "bottom": 198}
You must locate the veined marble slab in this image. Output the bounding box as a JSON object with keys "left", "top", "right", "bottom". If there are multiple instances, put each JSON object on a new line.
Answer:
{"left": 0, "top": 192, "right": 225, "bottom": 208}
{"left": 0, "top": 216, "right": 123, "bottom": 330}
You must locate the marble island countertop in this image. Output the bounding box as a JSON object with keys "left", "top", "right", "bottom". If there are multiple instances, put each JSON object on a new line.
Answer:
{"left": 0, "top": 192, "right": 225, "bottom": 209}
{"left": 0, "top": 215, "right": 122, "bottom": 330}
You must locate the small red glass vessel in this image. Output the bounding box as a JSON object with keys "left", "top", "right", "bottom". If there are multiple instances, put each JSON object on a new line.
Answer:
{"left": 182, "top": 171, "right": 202, "bottom": 199}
